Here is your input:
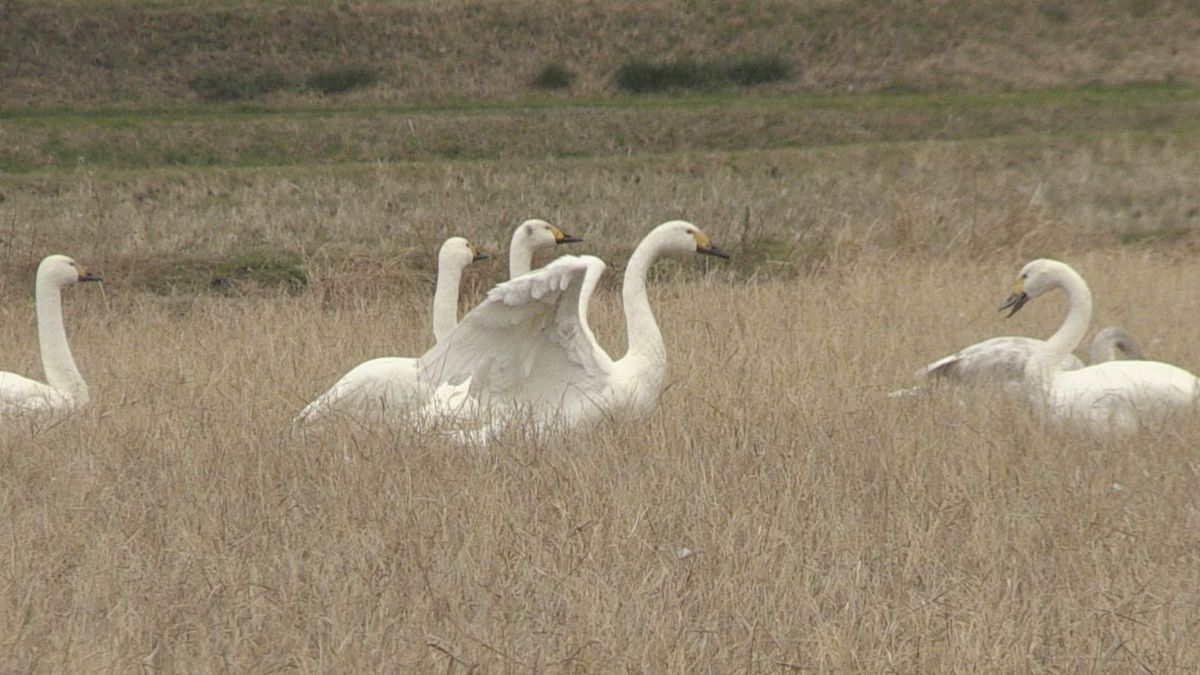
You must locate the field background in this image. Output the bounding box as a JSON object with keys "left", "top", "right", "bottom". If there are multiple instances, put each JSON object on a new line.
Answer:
{"left": 3, "top": 0, "right": 1200, "bottom": 671}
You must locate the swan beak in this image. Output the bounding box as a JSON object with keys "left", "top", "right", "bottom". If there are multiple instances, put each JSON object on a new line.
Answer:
{"left": 1000, "top": 292, "right": 1028, "bottom": 317}
{"left": 471, "top": 246, "right": 491, "bottom": 262}
{"left": 1000, "top": 279, "right": 1028, "bottom": 317}
{"left": 694, "top": 232, "right": 731, "bottom": 259}
{"left": 552, "top": 226, "right": 583, "bottom": 245}
{"left": 78, "top": 271, "right": 103, "bottom": 283}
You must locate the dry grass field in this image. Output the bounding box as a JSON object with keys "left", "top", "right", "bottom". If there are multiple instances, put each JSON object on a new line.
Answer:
{"left": 4, "top": 1, "right": 1200, "bottom": 671}
{"left": 2, "top": 133, "right": 1200, "bottom": 671}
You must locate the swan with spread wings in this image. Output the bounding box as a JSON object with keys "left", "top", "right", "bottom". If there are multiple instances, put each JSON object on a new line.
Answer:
{"left": 295, "top": 220, "right": 581, "bottom": 427}
{"left": 419, "top": 220, "right": 728, "bottom": 438}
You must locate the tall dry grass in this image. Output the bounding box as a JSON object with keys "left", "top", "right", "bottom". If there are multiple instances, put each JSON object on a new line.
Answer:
{"left": 2, "top": 133, "right": 1199, "bottom": 292}
{"left": 1, "top": 250, "right": 1198, "bottom": 671}
{"left": 2, "top": 131, "right": 1200, "bottom": 670}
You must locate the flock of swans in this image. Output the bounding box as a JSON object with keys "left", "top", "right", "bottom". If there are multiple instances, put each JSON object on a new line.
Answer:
{"left": 2, "top": 221, "right": 1198, "bottom": 438}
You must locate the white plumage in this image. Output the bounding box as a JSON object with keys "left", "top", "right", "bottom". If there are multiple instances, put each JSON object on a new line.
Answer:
{"left": 419, "top": 220, "right": 728, "bottom": 440}
{"left": 922, "top": 325, "right": 1143, "bottom": 386}
{"left": 0, "top": 255, "right": 102, "bottom": 420}
{"left": 293, "top": 236, "right": 487, "bottom": 426}
{"left": 1001, "top": 258, "right": 1198, "bottom": 430}
{"left": 295, "top": 220, "right": 581, "bottom": 427}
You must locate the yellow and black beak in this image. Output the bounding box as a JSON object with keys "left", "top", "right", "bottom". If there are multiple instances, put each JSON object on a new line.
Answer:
{"left": 999, "top": 279, "right": 1028, "bottom": 317}
{"left": 554, "top": 226, "right": 584, "bottom": 245}
{"left": 693, "top": 231, "right": 730, "bottom": 259}
{"left": 470, "top": 246, "right": 490, "bottom": 262}
{"left": 78, "top": 270, "right": 103, "bottom": 283}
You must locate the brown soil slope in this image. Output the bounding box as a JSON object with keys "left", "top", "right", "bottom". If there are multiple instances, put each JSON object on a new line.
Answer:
{"left": 4, "top": 0, "right": 1200, "bottom": 108}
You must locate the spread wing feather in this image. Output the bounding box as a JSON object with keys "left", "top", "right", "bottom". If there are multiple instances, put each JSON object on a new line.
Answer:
{"left": 420, "top": 255, "right": 614, "bottom": 412}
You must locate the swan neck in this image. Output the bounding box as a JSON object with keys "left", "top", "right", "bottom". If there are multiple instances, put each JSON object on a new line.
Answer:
{"left": 1027, "top": 268, "right": 1092, "bottom": 386}
{"left": 508, "top": 232, "right": 533, "bottom": 279}
{"left": 621, "top": 242, "right": 665, "bottom": 365}
{"left": 432, "top": 260, "right": 464, "bottom": 343}
{"left": 36, "top": 275, "right": 88, "bottom": 402}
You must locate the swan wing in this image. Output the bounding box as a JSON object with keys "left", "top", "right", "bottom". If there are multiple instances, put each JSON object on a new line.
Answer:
{"left": 420, "top": 254, "right": 614, "bottom": 411}
{"left": 923, "top": 336, "right": 1083, "bottom": 382}
{"left": 294, "top": 357, "right": 422, "bottom": 426}
{"left": 0, "top": 372, "right": 73, "bottom": 415}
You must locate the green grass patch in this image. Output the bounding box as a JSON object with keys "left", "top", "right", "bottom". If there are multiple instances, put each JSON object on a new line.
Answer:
{"left": 189, "top": 68, "right": 292, "bottom": 102}
{"left": 615, "top": 59, "right": 713, "bottom": 93}
{"left": 141, "top": 251, "right": 307, "bottom": 295}
{"left": 614, "top": 55, "right": 790, "bottom": 93}
{"left": 531, "top": 63, "right": 576, "bottom": 90}
{"left": 3, "top": 82, "right": 1200, "bottom": 175}
{"left": 305, "top": 65, "right": 380, "bottom": 95}
{"left": 724, "top": 55, "right": 791, "bottom": 86}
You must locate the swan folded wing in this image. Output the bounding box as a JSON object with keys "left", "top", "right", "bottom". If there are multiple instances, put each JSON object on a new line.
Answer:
{"left": 0, "top": 372, "right": 74, "bottom": 415}
{"left": 923, "top": 336, "right": 1082, "bottom": 381}
{"left": 420, "top": 255, "right": 614, "bottom": 410}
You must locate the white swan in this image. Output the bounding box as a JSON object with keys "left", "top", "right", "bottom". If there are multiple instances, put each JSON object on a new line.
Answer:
{"left": 419, "top": 220, "right": 729, "bottom": 439}
{"left": 294, "top": 237, "right": 488, "bottom": 426}
{"left": 0, "top": 255, "right": 102, "bottom": 418}
{"left": 1088, "top": 326, "right": 1143, "bottom": 365}
{"left": 1001, "top": 258, "right": 1199, "bottom": 429}
{"left": 921, "top": 325, "right": 1144, "bottom": 385}
{"left": 422, "top": 219, "right": 582, "bottom": 421}
{"left": 507, "top": 218, "right": 582, "bottom": 279}
{"left": 296, "top": 221, "right": 582, "bottom": 427}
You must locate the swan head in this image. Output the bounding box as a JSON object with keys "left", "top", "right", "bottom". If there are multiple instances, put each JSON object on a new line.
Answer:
{"left": 37, "top": 254, "right": 102, "bottom": 288}
{"left": 649, "top": 220, "right": 730, "bottom": 258}
{"left": 1000, "top": 258, "right": 1078, "bottom": 317}
{"left": 439, "top": 237, "right": 489, "bottom": 270}
{"left": 512, "top": 219, "right": 582, "bottom": 251}
{"left": 1090, "top": 326, "right": 1144, "bottom": 363}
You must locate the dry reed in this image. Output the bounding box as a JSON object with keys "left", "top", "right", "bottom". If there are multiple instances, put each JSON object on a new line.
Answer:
{"left": 1, "top": 132, "right": 1199, "bottom": 671}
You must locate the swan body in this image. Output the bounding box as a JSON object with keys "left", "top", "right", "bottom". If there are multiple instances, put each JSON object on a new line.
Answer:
{"left": 1002, "top": 258, "right": 1199, "bottom": 430}
{"left": 419, "top": 220, "right": 728, "bottom": 439}
{"left": 0, "top": 255, "right": 102, "bottom": 418}
{"left": 422, "top": 219, "right": 582, "bottom": 424}
{"left": 294, "top": 237, "right": 487, "bottom": 426}
{"left": 296, "top": 221, "right": 581, "bottom": 427}
{"left": 922, "top": 325, "right": 1143, "bottom": 385}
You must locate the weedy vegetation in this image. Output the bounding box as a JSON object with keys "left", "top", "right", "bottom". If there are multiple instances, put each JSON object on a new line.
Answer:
{"left": 2, "top": 0, "right": 1200, "bottom": 671}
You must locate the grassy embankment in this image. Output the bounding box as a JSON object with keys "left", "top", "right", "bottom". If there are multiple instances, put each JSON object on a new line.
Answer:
{"left": 2, "top": 1, "right": 1200, "bottom": 671}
